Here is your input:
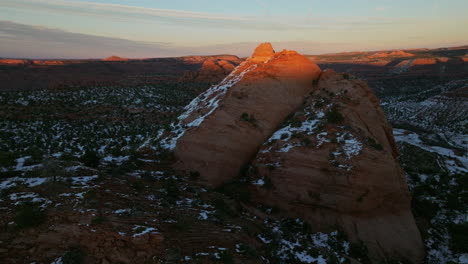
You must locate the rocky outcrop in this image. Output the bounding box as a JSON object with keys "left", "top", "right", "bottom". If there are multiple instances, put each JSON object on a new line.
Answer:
{"left": 158, "top": 43, "right": 424, "bottom": 262}
{"left": 249, "top": 42, "right": 275, "bottom": 62}
{"left": 103, "top": 56, "right": 129, "bottom": 61}
{"left": 0, "top": 59, "right": 30, "bottom": 65}
{"left": 160, "top": 43, "right": 321, "bottom": 186}
{"left": 179, "top": 58, "right": 239, "bottom": 84}
{"left": 369, "top": 50, "right": 414, "bottom": 58}
{"left": 248, "top": 70, "right": 424, "bottom": 262}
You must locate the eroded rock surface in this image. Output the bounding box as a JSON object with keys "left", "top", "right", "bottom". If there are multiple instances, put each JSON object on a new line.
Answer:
{"left": 160, "top": 43, "right": 321, "bottom": 186}
{"left": 158, "top": 43, "right": 424, "bottom": 262}
{"left": 249, "top": 70, "right": 424, "bottom": 262}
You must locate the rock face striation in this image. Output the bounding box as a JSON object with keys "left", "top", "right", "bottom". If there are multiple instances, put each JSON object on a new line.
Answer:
{"left": 160, "top": 43, "right": 321, "bottom": 185}
{"left": 158, "top": 43, "right": 424, "bottom": 262}
{"left": 248, "top": 69, "right": 424, "bottom": 262}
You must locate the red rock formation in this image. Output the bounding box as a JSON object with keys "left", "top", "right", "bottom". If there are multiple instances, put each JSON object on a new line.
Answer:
{"left": 248, "top": 70, "right": 424, "bottom": 262}
{"left": 103, "top": 55, "right": 129, "bottom": 61}
{"left": 32, "top": 60, "right": 66, "bottom": 65}
{"left": 158, "top": 43, "right": 424, "bottom": 262}
{"left": 0, "top": 59, "right": 30, "bottom": 65}
{"left": 412, "top": 58, "right": 437, "bottom": 65}
{"left": 249, "top": 42, "right": 275, "bottom": 62}
{"left": 369, "top": 50, "right": 414, "bottom": 58}
{"left": 194, "top": 59, "right": 233, "bottom": 83}
{"left": 179, "top": 58, "right": 240, "bottom": 84}
{"left": 160, "top": 43, "right": 321, "bottom": 186}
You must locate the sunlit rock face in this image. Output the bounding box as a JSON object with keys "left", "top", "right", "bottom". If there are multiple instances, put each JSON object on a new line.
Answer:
{"left": 159, "top": 43, "right": 321, "bottom": 186}
{"left": 158, "top": 43, "right": 424, "bottom": 263}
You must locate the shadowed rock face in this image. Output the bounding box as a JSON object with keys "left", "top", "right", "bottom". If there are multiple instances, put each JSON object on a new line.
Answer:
{"left": 248, "top": 69, "right": 424, "bottom": 262}
{"left": 159, "top": 43, "right": 424, "bottom": 263}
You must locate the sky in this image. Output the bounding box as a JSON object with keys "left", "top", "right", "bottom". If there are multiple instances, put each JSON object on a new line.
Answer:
{"left": 1, "top": 0, "right": 467, "bottom": 58}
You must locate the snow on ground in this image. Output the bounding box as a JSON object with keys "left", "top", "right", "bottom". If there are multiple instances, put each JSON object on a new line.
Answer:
{"left": 394, "top": 128, "right": 468, "bottom": 173}
{"left": 132, "top": 225, "right": 159, "bottom": 237}
{"left": 0, "top": 177, "right": 48, "bottom": 190}
{"left": 159, "top": 61, "right": 258, "bottom": 150}
{"left": 71, "top": 175, "right": 98, "bottom": 186}
{"left": 333, "top": 132, "right": 363, "bottom": 159}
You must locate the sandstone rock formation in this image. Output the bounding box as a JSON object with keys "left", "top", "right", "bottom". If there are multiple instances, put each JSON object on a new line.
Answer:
{"left": 249, "top": 42, "right": 275, "bottom": 62}
{"left": 369, "top": 50, "right": 414, "bottom": 58}
{"left": 180, "top": 58, "right": 239, "bottom": 84}
{"left": 158, "top": 43, "right": 424, "bottom": 262}
{"left": 103, "top": 55, "right": 129, "bottom": 61}
{"left": 0, "top": 59, "right": 30, "bottom": 65}
{"left": 248, "top": 69, "right": 424, "bottom": 262}
{"left": 160, "top": 43, "right": 321, "bottom": 185}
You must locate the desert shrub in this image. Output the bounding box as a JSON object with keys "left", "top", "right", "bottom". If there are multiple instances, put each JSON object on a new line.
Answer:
{"left": 290, "top": 117, "right": 303, "bottom": 128}
{"left": 59, "top": 152, "right": 77, "bottom": 161}
{"left": 367, "top": 137, "right": 384, "bottom": 151}
{"left": 171, "top": 215, "right": 193, "bottom": 231}
{"left": 26, "top": 147, "right": 44, "bottom": 163}
{"left": 240, "top": 112, "right": 257, "bottom": 125}
{"left": 41, "top": 158, "right": 67, "bottom": 181}
{"left": 119, "top": 153, "right": 144, "bottom": 172}
{"left": 326, "top": 107, "right": 344, "bottom": 124}
{"left": 91, "top": 215, "right": 107, "bottom": 225}
{"left": 62, "top": 248, "right": 84, "bottom": 264}
{"left": 343, "top": 73, "right": 355, "bottom": 80}
{"left": 41, "top": 181, "right": 68, "bottom": 198}
{"left": 218, "top": 251, "right": 234, "bottom": 264}
{"left": 189, "top": 170, "right": 200, "bottom": 180}
{"left": 80, "top": 150, "right": 100, "bottom": 168}
{"left": 301, "top": 137, "right": 311, "bottom": 146}
{"left": 0, "top": 170, "right": 22, "bottom": 178}
{"left": 131, "top": 179, "right": 145, "bottom": 192}
{"left": 216, "top": 180, "right": 250, "bottom": 203}
{"left": 348, "top": 241, "right": 371, "bottom": 264}
{"left": 83, "top": 190, "right": 97, "bottom": 201}
{"left": 412, "top": 197, "right": 439, "bottom": 220}
{"left": 15, "top": 202, "right": 46, "bottom": 229}
{"left": 279, "top": 218, "right": 312, "bottom": 236}
{"left": 163, "top": 178, "right": 180, "bottom": 204}
{"left": 0, "top": 151, "right": 19, "bottom": 167}
{"left": 449, "top": 222, "right": 468, "bottom": 253}
{"left": 262, "top": 176, "right": 274, "bottom": 190}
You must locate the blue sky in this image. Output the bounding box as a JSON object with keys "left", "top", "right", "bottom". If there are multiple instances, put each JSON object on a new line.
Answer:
{"left": 1, "top": 0, "right": 467, "bottom": 58}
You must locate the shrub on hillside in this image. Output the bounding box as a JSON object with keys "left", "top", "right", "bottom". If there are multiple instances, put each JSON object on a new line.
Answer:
{"left": 0, "top": 151, "right": 18, "bottom": 167}
{"left": 326, "top": 108, "right": 344, "bottom": 124}
{"left": 15, "top": 202, "right": 46, "bottom": 229}
{"left": 80, "top": 150, "right": 100, "bottom": 168}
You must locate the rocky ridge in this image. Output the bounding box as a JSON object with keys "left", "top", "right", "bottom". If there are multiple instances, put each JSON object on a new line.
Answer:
{"left": 158, "top": 43, "right": 424, "bottom": 262}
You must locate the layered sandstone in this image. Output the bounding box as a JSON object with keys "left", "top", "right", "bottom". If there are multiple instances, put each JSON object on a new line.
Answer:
{"left": 159, "top": 43, "right": 321, "bottom": 185}
{"left": 158, "top": 43, "right": 424, "bottom": 262}
{"left": 248, "top": 70, "right": 424, "bottom": 262}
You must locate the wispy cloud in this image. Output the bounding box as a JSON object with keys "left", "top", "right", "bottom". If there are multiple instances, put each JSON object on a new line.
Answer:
{"left": 0, "top": 20, "right": 176, "bottom": 58}
{"left": 0, "top": 20, "right": 354, "bottom": 58}
{"left": 1, "top": 0, "right": 407, "bottom": 31}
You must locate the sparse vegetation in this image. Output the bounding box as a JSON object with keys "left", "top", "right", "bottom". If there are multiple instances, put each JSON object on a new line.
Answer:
{"left": 326, "top": 107, "right": 344, "bottom": 124}
{"left": 14, "top": 202, "right": 46, "bottom": 229}
{"left": 240, "top": 112, "right": 257, "bottom": 125}
{"left": 80, "top": 150, "right": 100, "bottom": 168}
{"left": 367, "top": 137, "right": 384, "bottom": 151}
{"left": 62, "top": 248, "right": 84, "bottom": 264}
